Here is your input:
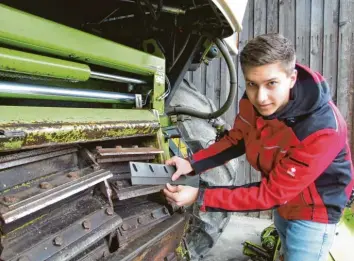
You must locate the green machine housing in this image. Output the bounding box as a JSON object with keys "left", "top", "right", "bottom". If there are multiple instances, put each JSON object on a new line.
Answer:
{"left": 0, "top": 1, "right": 244, "bottom": 261}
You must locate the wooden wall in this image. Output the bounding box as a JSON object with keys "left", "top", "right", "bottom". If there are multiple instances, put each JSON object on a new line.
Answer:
{"left": 184, "top": 0, "right": 354, "bottom": 218}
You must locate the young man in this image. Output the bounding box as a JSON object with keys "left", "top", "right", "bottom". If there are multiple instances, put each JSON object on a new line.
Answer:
{"left": 163, "top": 33, "right": 354, "bottom": 261}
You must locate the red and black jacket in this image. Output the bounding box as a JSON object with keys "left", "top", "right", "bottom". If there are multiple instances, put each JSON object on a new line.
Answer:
{"left": 192, "top": 64, "right": 354, "bottom": 224}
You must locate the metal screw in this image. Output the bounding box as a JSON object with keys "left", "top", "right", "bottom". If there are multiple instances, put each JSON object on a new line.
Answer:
{"left": 3, "top": 195, "right": 18, "bottom": 203}
{"left": 53, "top": 236, "right": 63, "bottom": 246}
{"left": 67, "top": 172, "right": 79, "bottom": 179}
{"left": 39, "top": 182, "right": 52, "bottom": 189}
{"left": 105, "top": 207, "right": 114, "bottom": 216}
{"left": 82, "top": 220, "right": 91, "bottom": 230}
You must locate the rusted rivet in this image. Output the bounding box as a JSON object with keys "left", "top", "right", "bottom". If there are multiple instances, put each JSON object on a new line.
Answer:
{"left": 162, "top": 207, "right": 168, "bottom": 214}
{"left": 137, "top": 217, "right": 143, "bottom": 224}
{"left": 53, "top": 236, "right": 63, "bottom": 246}
{"left": 105, "top": 207, "right": 114, "bottom": 216}
{"left": 151, "top": 212, "right": 156, "bottom": 219}
{"left": 67, "top": 172, "right": 79, "bottom": 179}
{"left": 3, "top": 195, "right": 18, "bottom": 203}
{"left": 82, "top": 220, "right": 91, "bottom": 230}
{"left": 121, "top": 223, "right": 130, "bottom": 231}
{"left": 39, "top": 182, "right": 53, "bottom": 189}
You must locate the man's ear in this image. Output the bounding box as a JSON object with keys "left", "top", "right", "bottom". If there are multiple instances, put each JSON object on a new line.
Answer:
{"left": 289, "top": 69, "right": 297, "bottom": 89}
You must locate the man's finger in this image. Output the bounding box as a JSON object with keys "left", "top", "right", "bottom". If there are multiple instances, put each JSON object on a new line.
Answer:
{"left": 165, "top": 159, "right": 176, "bottom": 166}
{"left": 163, "top": 188, "right": 178, "bottom": 200}
{"left": 171, "top": 170, "right": 183, "bottom": 181}
{"left": 166, "top": 183, "right": 179, "bottom": 192}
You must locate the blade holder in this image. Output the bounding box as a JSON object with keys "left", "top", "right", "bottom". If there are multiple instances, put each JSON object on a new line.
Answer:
{"left": 129, "top": 162, "right": 199, "bottom": 188}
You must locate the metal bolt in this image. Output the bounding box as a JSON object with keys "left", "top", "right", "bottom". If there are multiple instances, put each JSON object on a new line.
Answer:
{"left": 137, "top": 217, "right": 143, "bottom": 224}
{"left": 3, "top": 195, "right": 18, "bottom": 204}
{"left": 82, "top": 220, "right": 91, "bottom": 230}
{"left": 39, "top": 182, "right": 52, "bottom": 189}
{"left": 17, "top": 256, "right": 30, "bottom": 261}
{"left": 105, "top": 207, "right": 114, "bottom": 216}
{"left": 132, "top": 145, "right": 138, "bottom": 148}
{"left": 67, "top": 172, "right": 79, "bottom": 179}
{"left": 92, "top": 165, "right": 101, "bottom": 171}
{"left": 121, "top": 223, "right": 130, "bottom": 231}
{"left": 151, "top": 212, "right": 156, "bottom": 219}
{"left": 53, "top": 236, "right": 63, "bottom": 246}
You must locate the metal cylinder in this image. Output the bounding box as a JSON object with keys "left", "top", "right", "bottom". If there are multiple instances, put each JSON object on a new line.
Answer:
{"left": 0, "top": 47, "right": 147, "bottom": 85}
{"left": 0, "top": 81, "right": 139, "bottom": 106}
{"left": 0, "top": 47, "right": 91, "bottom": 81}
{"left": 90, "top": 71, "right": 146, "bottom": 84}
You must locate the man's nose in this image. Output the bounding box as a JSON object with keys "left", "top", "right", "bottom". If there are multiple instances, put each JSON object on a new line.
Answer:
{"left": 256, "top": 87, "right": 268, "bottom": 104}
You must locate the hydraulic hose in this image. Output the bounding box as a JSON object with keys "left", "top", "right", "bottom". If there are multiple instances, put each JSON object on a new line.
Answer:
{"left": 166, "top": 37, "right": 237, "bottom": 119}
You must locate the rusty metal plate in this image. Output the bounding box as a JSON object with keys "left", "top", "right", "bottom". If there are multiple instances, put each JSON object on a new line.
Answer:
{"left": 96, "top": 146, "right": 163, "bottom": 163}
{"left": 9, "top": 207, "right": 122, "bottom": 261}
{"left": 104, "top": 213, "right": 188, "bottom": 261}
{"left": 130, "top": 162, "right": 200, "bottom": 187}
{"left": 112, "top": 184, "right": 164, "bottom": 200}
{"left": 0, "top": 169, "right": 113, "bottom": 224}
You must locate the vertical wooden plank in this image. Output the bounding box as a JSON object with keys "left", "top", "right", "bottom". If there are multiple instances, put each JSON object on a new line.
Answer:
{"left": 192, "top": 66, "right": 202, "bottom": 93}
{"left": 310, "top": 0, "right": 324, "bottom": 73}
{"left": 236, "top": 0, "right": 253, "bottom": 189}
{"left": 220, "top": 58, "right": 231, "bottom": 123}
{"left": 295, "top": 0, "right": 311, "bottom": 66}
{"left": 279, "top": 0, "right": 296, "bottom": 45}
{"left": 205, "top": 60, "right": 216, "bottom": 106}
{"left": 323, "top": 0, "right": 339, "bottom": 101}
{"left": 267, "top": 0, "right": 279, "bottom": 33}
{"left": 337, "top": 0, "right": 354, "bottom": 159}
{"left": 254, "top": 0, "right": 267, "bottom": 36}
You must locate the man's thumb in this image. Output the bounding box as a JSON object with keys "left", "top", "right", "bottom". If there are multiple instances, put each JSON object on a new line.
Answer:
{"left": 171, "top": 170, "right": 182, "bottom": 181}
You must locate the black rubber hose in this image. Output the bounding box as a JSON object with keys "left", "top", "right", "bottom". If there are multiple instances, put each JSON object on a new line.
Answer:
{"left": 166, "top": 37, "right": 237, "bottom": 119}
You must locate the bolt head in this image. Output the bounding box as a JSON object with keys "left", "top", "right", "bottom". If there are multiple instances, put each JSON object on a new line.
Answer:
{"left": 105, "top": 207, "right": 114, "bottom": 216}
{"left": 39, "top": 182, "right": 52, "bottom": 189}
{"left": 82, "top": 220, "right": 91, "bottom": 230}
{"left": 53, "top": 236, "right": 63, "bottom": 246}
{"left": 121, "top": 223, "right": 130, "bottom": 231}
{"left": 67, "top": 172, "right": 79, "bottom": 179}
{"left": 3, "top": 195, "right": 18, "bottom": 204}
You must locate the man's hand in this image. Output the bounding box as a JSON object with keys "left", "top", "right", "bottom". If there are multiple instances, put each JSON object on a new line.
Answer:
{"left": 165, "top": 156, "right": 194, "bottom": 181}
{"left": 163, "top": 183, "right": 199, "bottom": 207}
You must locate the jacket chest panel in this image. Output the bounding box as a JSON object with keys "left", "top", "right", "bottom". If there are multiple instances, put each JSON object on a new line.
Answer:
{"left": 244, "top": 118, "right": 299, "bottom": 174}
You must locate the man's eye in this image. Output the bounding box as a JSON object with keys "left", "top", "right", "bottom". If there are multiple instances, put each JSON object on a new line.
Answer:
{"left": 247, "top": 82, "right": 256, "bottom": 87}
{"left": 268, "top": 81, "right": 277, "bottom": 86}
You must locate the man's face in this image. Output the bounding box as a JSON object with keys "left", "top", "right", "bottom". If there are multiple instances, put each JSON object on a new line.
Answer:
{"left": 244, "top": 62, "right": 297, "bottom": 117}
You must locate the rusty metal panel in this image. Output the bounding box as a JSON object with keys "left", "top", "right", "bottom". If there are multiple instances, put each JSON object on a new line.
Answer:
{"left": 104, "top": 213, "right": 188, "bottom": 261}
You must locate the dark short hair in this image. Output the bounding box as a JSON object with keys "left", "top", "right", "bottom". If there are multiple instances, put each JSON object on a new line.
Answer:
{"left": 240, "top": 33, "right": 296, "bottom": 75}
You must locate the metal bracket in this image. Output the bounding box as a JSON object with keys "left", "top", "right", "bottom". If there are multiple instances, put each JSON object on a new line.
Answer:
{"left": 130, "top": 162, "right": 199, "bottom": 187}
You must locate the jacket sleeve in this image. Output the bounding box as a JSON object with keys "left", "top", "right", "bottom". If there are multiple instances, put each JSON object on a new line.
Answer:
{"left": 189, "top": 113, "right": 247, "bottom": 174}
{"left": 198, "top": 128, "right": 345, "bottom": 212}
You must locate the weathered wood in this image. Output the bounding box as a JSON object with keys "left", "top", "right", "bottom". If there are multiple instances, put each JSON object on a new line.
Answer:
{"left": 205, "top": 60, "right": 216, "bottom": 104}
{"left": 254, "top": 0, "right": 267, "bottom": 36}
{"left": 295, "top": 0, "right": 311, "bottom": 66}
{"left": 279, "top": 0, "right": 296, "bottom": 45}
{"left": 192, "top": 65, "right": 202, "bottom": 92}
{"left": 267, "top": 0, "right": 279, "bottom": 33}
{"left": 310, "top": 0, "right": 324, "bottom": 72}
{"left": 323, "top": 0, "right": 339, "bottom": 101}
{"left": 337, "top": 0, "right": 354, "bottom": 160}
